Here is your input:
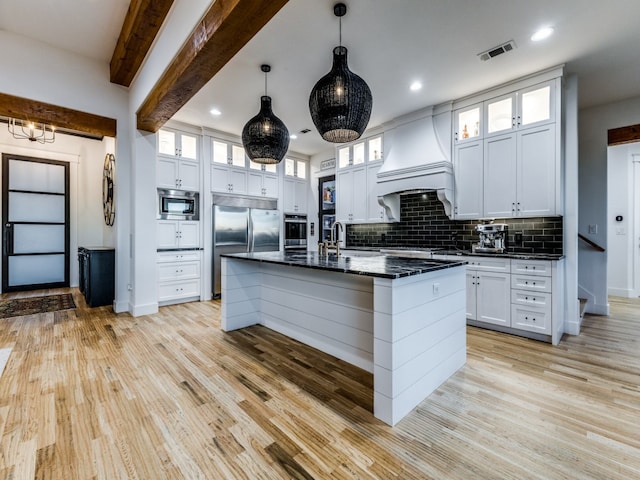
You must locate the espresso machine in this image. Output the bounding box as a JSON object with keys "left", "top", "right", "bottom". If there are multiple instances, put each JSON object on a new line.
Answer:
{"left": 475, "top": 223, "right": 508, "bottom": 253}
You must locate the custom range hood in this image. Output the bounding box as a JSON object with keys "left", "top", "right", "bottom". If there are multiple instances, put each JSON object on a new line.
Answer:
{"left": 376, "top": 106, "right": 454, "bottom": 221}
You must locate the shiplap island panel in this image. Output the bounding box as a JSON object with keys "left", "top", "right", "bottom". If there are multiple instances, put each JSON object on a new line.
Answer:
{"left": 221, "top": 251, "right": 466, "bottom": 426}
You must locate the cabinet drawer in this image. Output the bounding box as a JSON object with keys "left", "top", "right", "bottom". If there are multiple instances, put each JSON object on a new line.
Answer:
{"left": 511, "top": 274, "right": 551, "bottom": 293}
{"left": 157, "top": 261, "right": 200, "bottom": 282}
{"left": 157, "top": 251, "right": 200, "bottom": 263}
{"left": 158, "top": 279, "right": 200, "bottom": 302}
{"left": 465, "top": 256, "right": 511, "bottom": 273}
{"left": 511, "top": 304, "right": 551, "bottom": 335}
{"left": 511, "top": 259, "right": 552, "bottom": 276}
{"left": 511, "top": 289, "right": 551, "bottom": 309}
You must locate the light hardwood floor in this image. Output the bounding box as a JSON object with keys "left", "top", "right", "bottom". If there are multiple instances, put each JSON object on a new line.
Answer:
{"left": 0, "top": 289, "right": 638, "bottom": 479}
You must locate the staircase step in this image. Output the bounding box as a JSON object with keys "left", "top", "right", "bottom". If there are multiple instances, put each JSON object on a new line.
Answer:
{"left": 579, "top": 297, "right": 587, "bottom": 318}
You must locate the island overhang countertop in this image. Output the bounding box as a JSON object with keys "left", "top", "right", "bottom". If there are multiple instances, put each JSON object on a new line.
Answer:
{"left": 221, "top": 250, "right": 467, "bottom": 279}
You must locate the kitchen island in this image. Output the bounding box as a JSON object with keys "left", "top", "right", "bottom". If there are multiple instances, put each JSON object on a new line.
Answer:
{"left": 221, "top": 251, "right": 467, "bottom": 426}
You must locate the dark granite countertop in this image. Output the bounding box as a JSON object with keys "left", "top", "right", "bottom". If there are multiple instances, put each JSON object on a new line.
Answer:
{"left": 435, "top": 250, "right": 564, "bottom": 261}
{"left": 222, "top": 251, "right": 467, "bottom": 279}
{"left": 344, "top": 246, "right": 564, "bottom": 261}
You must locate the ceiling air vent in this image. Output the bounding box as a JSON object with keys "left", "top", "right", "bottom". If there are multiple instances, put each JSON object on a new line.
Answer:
{"left": 478, "top": 40, "right": 517, "bottom": 61}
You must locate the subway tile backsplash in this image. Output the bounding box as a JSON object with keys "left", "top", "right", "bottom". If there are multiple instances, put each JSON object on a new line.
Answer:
{"left": 346, "top": 192, "right": 563, "bottom": 254}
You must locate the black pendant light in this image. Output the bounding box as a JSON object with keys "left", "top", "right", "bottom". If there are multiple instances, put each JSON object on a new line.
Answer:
{"left": 309, "top": 2, "right": 372, "bottom": 143}
{"left": 242, "top": 64, "right": 289, "bottom": 164}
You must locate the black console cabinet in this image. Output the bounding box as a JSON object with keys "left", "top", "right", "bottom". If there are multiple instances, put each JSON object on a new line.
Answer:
{"left": 78, "top": 247, "right": 115, "bottom": 307}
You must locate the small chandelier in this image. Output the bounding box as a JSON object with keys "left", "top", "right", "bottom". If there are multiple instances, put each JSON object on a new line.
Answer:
{"left": 8, "top": 118, "right": 56, "bottom": 144}
{"left": 241, "top": 64, "right": 289, "bottom": 164}
{"left": 309, "top": 2, "right": 372, "bottom": 143}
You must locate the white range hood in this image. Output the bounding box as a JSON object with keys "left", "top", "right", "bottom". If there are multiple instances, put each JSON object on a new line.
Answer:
{"left": 375, "top": 106, "right": 454, "bottom": 221}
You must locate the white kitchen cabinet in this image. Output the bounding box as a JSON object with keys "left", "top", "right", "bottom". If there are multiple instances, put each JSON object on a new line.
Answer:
{"left": 158, "top": 129, "right": 198, "bottom": 160}
{"left": 516, "top": 124, "right": 556, "bottom": 216}
{"left": 335, "top": 135, "right": 383, "bottom": 223}
{"left": 510, "top": 259, "right": 554, "bottom": 335}
{"left": 452, "top": 73, "right": 561, "bottom": 219}
{"left": 483, "top": 133, "right": 517, "bottom": 218}
{"left": 484, "top": 81, "right": 555, "bottom": 138}
{"left": 211, "top": 164, "right": 247, "bottom": 194}
{"left": 336, "top": 166, "right": 367, "bottom": 223}
{"left": 157, "top": 250, "right": 201, "bottom": 305}
{"left": 366, "top": 163, "right": 386, "bottom": 222}
{"left": 337, "top": 135, "right": 383, "bottom": 169}
{"left": 248, "top": 170, "right": 279, "bottom": 198}
{"left": 283, "top": 177, "right": 308, "bottom": 214}
{"left": 454, "top": 103, "right": 482, "bottom": 143}
{"left": 283, "top": 158, "right": 309, "bottom": 214}
{"left": 483, "top": 124, "right": 556, "bottom": 217}
{"left": 211, "top": 139, "right": 248, "bottom": 194}
{"left": 465, "top": 257, "right": 511, "bottom": 327}
{"left": 248, "top": 160, "right": 278, "bottom": 197}
{"left": 157, "top": 220, "right": 200, "bottom": 249}
{"left": 157, "top": 157, "right": 200, "bottom": 191}
{"left": 453, "top": 140, "right": 483, "bottom": 219}
{"left": 157, "top": 129, "right": 200, "bottom": 191}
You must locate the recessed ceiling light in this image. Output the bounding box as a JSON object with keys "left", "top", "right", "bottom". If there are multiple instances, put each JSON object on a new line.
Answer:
{"left": 410, "top": 81, "right": 423, "bottom": 92}
{"left": 290, "top": 134, "right": 298, "bottom": 139}
{"left": 531, "top": 27, "right": 554, "bottom": 42}
{"left": 210, "top": 108, "right": 222, "bottom": 116}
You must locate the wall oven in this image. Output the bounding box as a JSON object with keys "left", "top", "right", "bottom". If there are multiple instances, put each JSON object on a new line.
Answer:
{"left": 158, "top": 189, "right": 199, "bottom": 220}
{"left": 284, "top": 214, "right": 307, "bottom": 250}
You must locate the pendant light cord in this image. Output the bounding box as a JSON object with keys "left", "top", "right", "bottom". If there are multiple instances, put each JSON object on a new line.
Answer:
{"left": 339, "top": 15, "right": 342, "bottom": 46}
{"left": 264, "top": 70, "right": 268, "bottom": 96}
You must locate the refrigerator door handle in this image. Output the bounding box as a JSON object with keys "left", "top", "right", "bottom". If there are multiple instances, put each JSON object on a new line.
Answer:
{"left": 248, "top": 213, "right": 254, "bottom": 252}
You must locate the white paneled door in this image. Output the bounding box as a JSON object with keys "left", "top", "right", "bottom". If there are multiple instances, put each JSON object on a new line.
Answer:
{"left": 2, "top": 154, "right": 69, "bottom": 292}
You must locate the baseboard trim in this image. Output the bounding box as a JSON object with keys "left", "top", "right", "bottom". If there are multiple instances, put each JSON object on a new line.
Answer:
{"left": 607, "top": 288, "right": 634, "bottom": 298}
{"left": 113, "top": 300, "right": 129, "bottom": 313}
{"left": 585, "top": 301, "right": 610, "bottom": 316}
{"left": 130, "top": 302, "right": 159, "bottom": 317}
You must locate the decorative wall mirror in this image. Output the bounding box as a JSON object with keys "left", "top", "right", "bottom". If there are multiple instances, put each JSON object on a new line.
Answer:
{"left": 102, "top": 153, "right": 115, "bottom": 226}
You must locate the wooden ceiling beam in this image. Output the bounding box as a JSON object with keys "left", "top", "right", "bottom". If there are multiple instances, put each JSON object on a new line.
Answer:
{"left": 110, "top": 0, "right": 175, "bottom": 87}
{"left": 608, "top": 123, "right": 640, "bottom": 146}
{"left": 0, "top": 93, "right": 117, "bottom": 138}
{"left": 136, "top": 0, "right": 290, "bottom": 133}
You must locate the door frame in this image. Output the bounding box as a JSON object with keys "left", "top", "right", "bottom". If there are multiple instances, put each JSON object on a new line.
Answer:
{"left": 1, "top": 153, "right": 71, "bottom": 292}
{"left": 634, "top": 158, "right": 640, "bottom": 297}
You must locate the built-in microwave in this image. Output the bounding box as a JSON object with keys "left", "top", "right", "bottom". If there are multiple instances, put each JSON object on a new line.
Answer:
{"left": 158, "top": 189, "right": 199, "bottom": 220}
{"left": 284, "top": 214, "right": 307, "bottom": 250}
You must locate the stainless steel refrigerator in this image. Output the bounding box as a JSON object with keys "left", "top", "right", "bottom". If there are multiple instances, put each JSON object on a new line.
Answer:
{"left": 212, "top": 194, "right": 280, "bottom": 298}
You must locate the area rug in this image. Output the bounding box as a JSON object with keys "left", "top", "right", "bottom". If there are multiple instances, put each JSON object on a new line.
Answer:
{"left": 0, "top": 294, "right": 76, "bottom": 319}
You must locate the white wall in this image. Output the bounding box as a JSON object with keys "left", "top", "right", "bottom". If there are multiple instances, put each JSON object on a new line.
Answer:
{"left": 0, "top": 128, "right": 114, "bottom": 288}
{"left": 606, "top": 143, "right": 640, "bottom": 297}
{"left": 0, "top": 30, "right": 131, "bottom": 310}
{"left": 579, "top": 94, "right": 640, "bottom": 314}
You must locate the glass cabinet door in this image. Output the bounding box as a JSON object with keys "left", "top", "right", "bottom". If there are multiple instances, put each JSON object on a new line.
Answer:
{"left": 368, "top": 136, "right": 383, "bottom": 161}
{"left": 352, "top": 142, "right": 365, "bottom": 165}
{"left": 520, "top": 83, "right": 553, "bottom": 127}
{"left": 338, "top": 146, "right": 350, "bottom": 168}
{"left": 455, "top": 105, "right": 481, "bottom": 142}
{"left": 486, "top": 94, "right": 515, "bottom": 136}
{"left": 212, "top": 140, "right": 228, "bottom": 164}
